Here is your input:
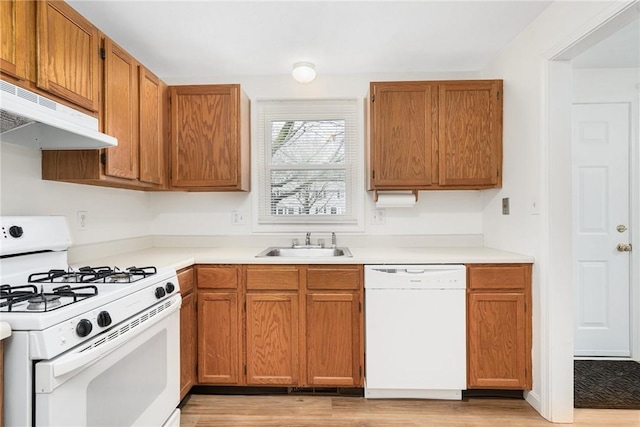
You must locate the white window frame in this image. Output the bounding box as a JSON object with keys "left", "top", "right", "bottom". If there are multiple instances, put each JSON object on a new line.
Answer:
{"left": 252, "top": 98, "right": 364, "bottom": 233}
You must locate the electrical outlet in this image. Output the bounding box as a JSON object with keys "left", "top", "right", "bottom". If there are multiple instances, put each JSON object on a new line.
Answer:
{"left": 372, "top": 209, "right": 385, "bottom": 225}
{"left": 77, "top": 211, "right": 88, "bottom": 230}
{"left": 232, "top": 211, "right": 245, "bottom": 225}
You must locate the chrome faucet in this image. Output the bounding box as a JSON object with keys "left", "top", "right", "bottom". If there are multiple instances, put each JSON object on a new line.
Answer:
{"left": 331, "top": 232, "right": 337, "bottom": 248}
{"left": 305, "top": 232, "right": 311, "bottom": 246}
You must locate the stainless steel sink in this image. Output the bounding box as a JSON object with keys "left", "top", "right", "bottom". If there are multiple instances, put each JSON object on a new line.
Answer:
{"left": 256, "top": 246, "right": 353, "bottom": 258}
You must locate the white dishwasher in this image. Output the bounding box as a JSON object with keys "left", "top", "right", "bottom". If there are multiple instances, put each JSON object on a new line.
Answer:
{"left": 364, "top": 264, "right": 466, "bottom": 400}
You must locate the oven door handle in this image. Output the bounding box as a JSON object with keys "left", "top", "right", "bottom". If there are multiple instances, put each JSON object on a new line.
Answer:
{"left": 36, "top": 296, "right": 181, "bottom": 391}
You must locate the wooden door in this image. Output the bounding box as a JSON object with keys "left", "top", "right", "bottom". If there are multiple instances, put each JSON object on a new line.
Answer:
{"left": 467, "top": 292, "right": 528, "bottom": 389}
{"left": 179, "top": 292, "right": 196, "bottom": 400}
{"left": 246, "top": 293, "right": 299, "bottom": 385}
{"left": 306, "top": 293, "right": 361, "bottom": 386}
{"left": 438, "top": 81, "right": 502, "bottom": 187}
{"left": 369, "top": 82, "right": 435, "bottom": 189}
{"left": 198, "top": 292, "right": 242, "bottom": 385}
{"left": 572, "top": 103, "right": 631, "bottom": 356}
{"left": 103, "top": 38, "right": 138, "bottom": 180}
{"left": 138, "top": 66, "right": 165, "bottom": 185}
{"left": 170, "top": 85, "right": 241, "bottom": 188}
{"left": 0, "top": 0, "right": 33, "bottom": 81}
{"left": 37, "top": 0, "right": 99, "bottom": 111}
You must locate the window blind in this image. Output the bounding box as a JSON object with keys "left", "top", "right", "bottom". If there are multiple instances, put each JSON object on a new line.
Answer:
{"left": 257, "top": 99, "right": 358, "bottom": 224}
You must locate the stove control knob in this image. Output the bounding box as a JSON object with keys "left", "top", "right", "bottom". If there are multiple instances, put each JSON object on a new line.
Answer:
{"left": 76, "top": 319, "right": 93, "bottom": 337}
{"left": 97, "top": 311, "right": 112, "bottom": 328}
{"left": 165, "top": 282, "right": 175, "bottom": 294}
{"left": 9, "top": 225, "right": 23, "bottom": 238}
{"left": 155, "top": 287, "right": 166, "bottom": 299}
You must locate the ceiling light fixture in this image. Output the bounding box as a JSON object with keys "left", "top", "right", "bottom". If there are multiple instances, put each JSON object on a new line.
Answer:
{"left": 292, "top": 62, "right": 316, "bottom": 84}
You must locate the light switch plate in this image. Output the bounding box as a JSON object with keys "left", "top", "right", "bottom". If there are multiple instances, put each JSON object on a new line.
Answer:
{"left": 502, "top": 198, "right": 510, "bottom": 215}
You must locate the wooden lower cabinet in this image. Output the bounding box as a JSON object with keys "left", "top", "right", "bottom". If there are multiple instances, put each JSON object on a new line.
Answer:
{"left": 246, "top": 293, "right": 299, "bottom": 385}
{"left": 179, "top": 292, "right": 196, "bottom": 399}
{"left": 466, "top": 264, "right": 532, "bottom": 390}
{"left": 306, "top": 293, "right": 361, "bottom": 386}
{"left": 198, "top": 292, "right": 242, "bottom": 385}
{"left": 193, "top": 264, "right": 363, "bottom": 390}
{"left": 178, "top": 267, "right": 196, "bottom": 400}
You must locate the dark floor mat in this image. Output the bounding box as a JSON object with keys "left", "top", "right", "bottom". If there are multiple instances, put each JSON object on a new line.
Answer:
{"left": 574, "top": 360, "right": 640, "bottom": 409}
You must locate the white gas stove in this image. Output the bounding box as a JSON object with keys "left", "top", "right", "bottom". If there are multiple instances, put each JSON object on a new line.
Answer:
{"left": 0, "top": 216, "right": 181, "bottom": 427}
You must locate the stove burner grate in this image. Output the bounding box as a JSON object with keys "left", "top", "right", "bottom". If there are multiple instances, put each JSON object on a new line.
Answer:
{"left": 27, "top": 266, "right": 158, "bottom": 284}
{"left": 0, "top": 284, "right": 99, "bottom": 312}
{"left": 0, "top": 284, "right": 39, "bottom": 310}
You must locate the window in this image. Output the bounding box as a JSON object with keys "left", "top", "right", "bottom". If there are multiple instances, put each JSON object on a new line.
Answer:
{"left": 256, "top": 99, "right": 361, "bottom": 228}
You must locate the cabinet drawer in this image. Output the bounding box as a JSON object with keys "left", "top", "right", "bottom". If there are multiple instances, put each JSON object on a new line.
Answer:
{"left": 246, "top": 266, "right": 299, "bottom": 290}
{"left": 307, "top": 266, "right": 361, "bottom": 290}
{"left": 177, "top": 267, "right": 195, "bottom": 295}
{"left": 197, "top": 266, "right": 240, "bottom": 289}
{"left": 467, "top": 265, "right": 529, "bottom": 290}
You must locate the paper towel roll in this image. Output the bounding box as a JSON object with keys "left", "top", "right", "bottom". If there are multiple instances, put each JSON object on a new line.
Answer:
{"left": 375, "top": 192, "right": 417, "bottom": 208}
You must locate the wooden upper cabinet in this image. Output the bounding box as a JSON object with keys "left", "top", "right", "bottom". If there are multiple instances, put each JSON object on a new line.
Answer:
{"left": 438, "top": 81, "right": 502, "bottom": 187}
{"left": 103, "top": 38, "right": 138, "bottom": 180}
{"left": 368, "top": 79, "right": 502, "bottom": 191}
{"left": 0, "top": 0, "right": 35, "bottom": 81}
{"left": 170, "top": 84, "right": 250, "bottom": 191}
{"left": 42, "top": 37, "right": 167, "bottom": 191}
{"left": 36, "top": 0, "right": 100, "bottom": 112}
{"left": 138, "top": 66, "right": 166, "bottom": 185}
{"left": 369, "top": 82, "right": 435, "bottom": 189}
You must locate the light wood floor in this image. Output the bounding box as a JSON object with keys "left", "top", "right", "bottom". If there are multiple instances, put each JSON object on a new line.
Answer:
{"left": 180, "top": 394, "right": 640, "bottom": 426}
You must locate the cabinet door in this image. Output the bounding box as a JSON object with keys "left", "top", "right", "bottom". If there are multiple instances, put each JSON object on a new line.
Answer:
{"left": 306, "top": 293, "right": 361, "bottom": 386}
{"left": 179, "top": 292, "right": 196, "bottom": 400}
{"left": 103, "top": 38, "right": 138, "bottom": 180}
{"left": 467, "top": 292, "right": 529, "bottom": 389}
{"left": 139, "top": 66, "right": 165, "bottom": 185}
{"left": 170, "top": 85, "right": 244, "bottom": 189}
{"left": 0, "top": 0, "right": 33, "bottom": 80}
{"left": 246, "top": 293, "right": 299, "bottom": 385}
{"left": 37, "top": 0, "right": 99, "bottom": 111}
{"left": 438, "top": 81, "right": 502, "bottom": 187}
{"left": 198, "top": 292, "right": 242, "bottom": 385}
{"left": 369, "top": 82, "right": 435, "bottom": 189}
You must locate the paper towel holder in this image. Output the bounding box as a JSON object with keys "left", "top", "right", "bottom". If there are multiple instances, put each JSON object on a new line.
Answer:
{"left": 373, "top": 190, "right": 419, "bottom": 202}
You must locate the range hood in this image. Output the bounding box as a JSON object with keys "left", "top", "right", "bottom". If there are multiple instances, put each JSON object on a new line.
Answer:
{"left": 0, "top": 79, "right": 117, "bottom": 150}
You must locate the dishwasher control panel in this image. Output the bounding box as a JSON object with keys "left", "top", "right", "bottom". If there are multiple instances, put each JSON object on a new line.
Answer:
{"left": 364, "top": 264, "right": 466, "bottom": 290}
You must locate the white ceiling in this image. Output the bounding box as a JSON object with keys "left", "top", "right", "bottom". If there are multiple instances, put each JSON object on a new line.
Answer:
{"left": 572, "top": 18, "right": 640, "bottom": 68}
{"left": 67, "top": 0, "right": 553, "bottom": 81}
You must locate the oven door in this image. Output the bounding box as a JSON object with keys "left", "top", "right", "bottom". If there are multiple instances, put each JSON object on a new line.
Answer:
{"left": 33, "top": 295, "right": 181, "bottom": 427}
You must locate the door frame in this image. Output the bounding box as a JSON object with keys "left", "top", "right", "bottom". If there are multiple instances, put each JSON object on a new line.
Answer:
{"left": 540, "top": 1, "right": 640, "bottom": 422}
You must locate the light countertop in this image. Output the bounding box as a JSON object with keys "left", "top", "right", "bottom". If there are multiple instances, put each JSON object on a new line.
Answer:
{"left": 0, "top": 322, "right": 11, "bottom": 341}
{"left": 71, "top": 246, "right": 534, "bottom": 272}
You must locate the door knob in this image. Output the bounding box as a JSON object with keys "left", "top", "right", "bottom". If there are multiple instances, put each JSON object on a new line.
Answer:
{"left": 617, "top": 243, "right": 632, "bottom": 252}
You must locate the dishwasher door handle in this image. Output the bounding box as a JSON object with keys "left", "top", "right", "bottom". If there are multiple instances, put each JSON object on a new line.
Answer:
{"left": 404, "top": 269, "right": 426, "bottom": 274}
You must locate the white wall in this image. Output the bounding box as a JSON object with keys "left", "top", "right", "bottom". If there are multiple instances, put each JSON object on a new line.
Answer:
{"left": 152, "top": 71, "right": 484, "bottom": 237}
{"left": 1, "top": 71, "right": 486, "bottom": 242}
{"left": 573, "top": 67, "right": 640, "bottom": 103}
{"left": 0, "top": 143, "right": 153, "bottom": 245}
{"left": 479, "top": 0, "right": 635, "bottom": 422}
